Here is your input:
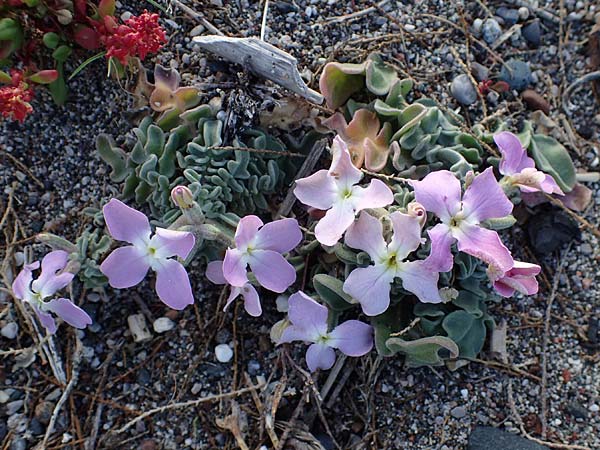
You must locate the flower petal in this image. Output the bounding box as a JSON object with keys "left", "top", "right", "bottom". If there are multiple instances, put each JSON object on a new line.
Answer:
{"left": 329, "top": 320, "right": 373, "bottom": 356}
{"left": 223, "top": 284, "right": 262, "bottom": 317}
{"left": 344, "top": 212, "right": 387, "bottom": 261}
{"left": 254, "top": 218, "right": 302, "bottom": 253}
{"left": 329, "top": 136, "right": 362, "bottom": 188}
{"left": 154, "top": 259, "right": 194, "bottom": 310}
{"left": 32, "top": 250, "right": 74, "bottom": 299}
{"left": 286, "top": 291, "right": 328, "bottom": 340}
{"left": 294, "top": 169, "right": 337, "bottom": 210}
{"left": 411, "top": 170, "right": 462, "bottom": 221}
{"left": 494, "top": 131, "right": 535, "bottom": 175}
{"left": 103, "top": 199, "right": 151, "bottom": 245}
{"left": 397, "top": 260, "right": 443, "bottom": 303}
{"left": 306, "top": 343, "right": 336, "bottom": 372}
{"left": 343, "top": 264, "right": 395, "bottom": 316}
{"left": 248, "top": 249, "right": 296, "bottom": 292}
{"left": 45, "top": 298, "right": 92, "bottom": 329}
{"left": 100, "top": 246, "right": 150, "bottom": 289}
{"left": 314, "top": 200, "right": 356, "bottom": 246}
{"left": 388, "top": 211, "right": 423, "bottom": 260}
{"left": 152, "top": 227, "right": 195, "bottom": 259}
{"left": 540, "top": 174, "right": 564, "bottom": 195}
{"left": 206, "top": 260, "right": 226, "bottom": 285}
{"left": 234, "top": 215, "right": 263, "bottom": 249}
{"left": 462, "top": 167, "right": 513, "bottom": 222}
{"left": 490, "top": 261, "right": 540, "bottom": 297}
{"left": 32, "top": 305, "right": 57, "bottom": 334}
{"left": 423, "top": 223, "right": 454, "bottom": 273}
{"left": 351, "top": 179, "right": 394, "bottom": 211}
{"left": 12, "top": 261, "right": 39, "bottom": 300}
{"left": 454, "top": 223, "right": 514, "bottom": 273}
{"left": 223, "top": 248, "right": 249, "bottom": 287}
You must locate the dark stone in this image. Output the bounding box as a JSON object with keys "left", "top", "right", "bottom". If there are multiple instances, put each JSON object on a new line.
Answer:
{"left": 30, "top": 221, "right": 43, "bottom": 233}
{"left": 9, "top": 438, "right": 26, "bottom": 450}
{"left": 522, "top": 20, "right": 541, "bottom": 47}
{"left": 30, "top": 418, "right": 44, "bottom": 435}
{"left": 137, "top": 368, "right": 151, "bottom": 386}
{"left": 273, "top": 0, "right": 298, "bottom": 13}
{"left": 587, "top": 317, "right": 599, "bottom": 344}
{"left": 521, "top": 90, "right": 550, "bottom": 114}
{"left": 496, "top": 7, "right": 519, "bottom": 26}
{"left": 468, "top": 426, "right": 550, "bottom": 449}
{"left": 526, "top": 208, "right": 581, "bottom": 255}
{"left": 566, "top": 401, "right": 588, "bottom": 419}
{"left": 139, "top": 439, "right": 158, "bottom": 450}
{"left": 0, "top": 421, "right": 6, "bottom": 442}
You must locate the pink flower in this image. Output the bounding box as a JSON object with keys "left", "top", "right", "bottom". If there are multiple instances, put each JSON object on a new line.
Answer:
{"left": 207, "top": 215, "right": 302, "bottom": 316}
{"left": 294, "top": 136, "right": 394, "bottom": 246}
{"left": 278, "top": 291, "right": 373, "bottom": 372}
{"left": 100, "top": 199, "right": 195, "bottom": 310}
{"left": 494, "top": 131, "right": 563, "bottom": 195}
{"left": 12, "top": 251, "right": 92, "bottom": 334}
{"left": 411, "top": 168, "right": 515, "bottom": 273}
{"left": 343, "top": 211, "right": 446, "bottom": 316}
{"left": 487, "top": 261, "right": 541, "bottom": 297}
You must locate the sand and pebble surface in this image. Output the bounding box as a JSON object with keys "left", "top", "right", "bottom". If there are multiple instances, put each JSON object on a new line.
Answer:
{"left": 1, "top": 0, "right": 599, "bottom": 449}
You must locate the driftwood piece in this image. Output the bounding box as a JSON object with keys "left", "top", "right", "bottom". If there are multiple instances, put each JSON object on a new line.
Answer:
{"left": 192, "top": 36, "right": 324, "bottom": 105}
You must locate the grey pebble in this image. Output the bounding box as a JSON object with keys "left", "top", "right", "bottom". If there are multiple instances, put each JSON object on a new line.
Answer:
{"left": 496, "top": 7, "right": 519, "bottom": 26}
{"left": 522, "top": 20, "right": 541, "bottom": 47}
{"left": 482, "top": 19, "right": 502, "bottom": 45}
{"left": 451, "top": 405, "right": 467, "bottom": 419}
{"left": 6, "top": 400, "right": 23, "bottom": 415}
{"left": 450, "top": 74, "right": 478, "bottom": 105}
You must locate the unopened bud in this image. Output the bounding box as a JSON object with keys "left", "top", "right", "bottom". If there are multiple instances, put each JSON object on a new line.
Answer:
{"left": 406, "top": 201, "right": 427, "bottom": 227}
{"left": 171, "top": 185, "right": 194, "bottom": 209}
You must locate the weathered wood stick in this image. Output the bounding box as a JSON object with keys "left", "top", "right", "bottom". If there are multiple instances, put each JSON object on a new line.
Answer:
{"left": 192, "top": 35, "right": 324, "bottom": 105}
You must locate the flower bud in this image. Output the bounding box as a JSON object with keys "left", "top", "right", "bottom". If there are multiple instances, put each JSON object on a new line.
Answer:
{"left": 406, "top": 201, "right": 427, "bottom": 227}
{"left": 171, "top": 185, "right": 194, "bottom": 209}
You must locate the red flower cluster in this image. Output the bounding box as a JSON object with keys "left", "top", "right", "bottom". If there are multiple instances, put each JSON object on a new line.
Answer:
{"left": 0, "top": 70, "right": 35, "bottom": 123}
{"left": 94, "top": 11, "right": 166, "bottom": 65}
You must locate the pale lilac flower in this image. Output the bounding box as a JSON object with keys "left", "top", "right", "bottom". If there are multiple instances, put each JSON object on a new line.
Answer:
{"left": 222, "top": 215, "right": 302, "bottom": 295}
{"left": 12, "top": 250, "right": 92, "bottom": 334}
{"left": 411, "top": 168, "right": 515, "bottom": 273}
{"left": 343, "top": 212, "right": 445, "bottom": 316}
{"left": 294, "top": 136, "right": 394, "bottom": 246}
{"left": 278, "top": 291, "right": 373, "bottom": 372}
{"left": 487, "top": 261, "right": 541, "bottom": 297}
{"left": 494, "top": 131, "right": 563, "bottom": 195}
{"left": 205, "top": 260, "right": 262, "bottom": 317}
{"left": 100, "top": 199, "right": 195, "bottom": 310}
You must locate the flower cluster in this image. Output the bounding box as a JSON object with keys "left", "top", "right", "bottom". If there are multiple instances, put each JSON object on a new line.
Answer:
{"left": 94, "top": 11, "right": 166, "bottom": 65}
{"left": 0, "top": 70, "right": 34, "bottom": 122}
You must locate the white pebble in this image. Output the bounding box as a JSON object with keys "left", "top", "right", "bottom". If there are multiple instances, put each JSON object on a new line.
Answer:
{"left": 460, "top": 389, "right": 469, "bottom": 400}
{"left": 215, "top": 343, "right": 233, "bottom": 363}
{"left": 1, "top": 322, "right": 18, "bottom": 340}
{"left": 590, "top": 404, "right": 600, "bottom": 412}
{"left": 153, "top": 317, "right": 175, "bottom": 333}
{"left": 518, "top": 7, "right": 530, "bottom": 20}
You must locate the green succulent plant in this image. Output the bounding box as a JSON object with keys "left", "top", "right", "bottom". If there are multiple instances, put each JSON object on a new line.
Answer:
{"left": 97, "top": 103, "right": 308, "bottom": 225}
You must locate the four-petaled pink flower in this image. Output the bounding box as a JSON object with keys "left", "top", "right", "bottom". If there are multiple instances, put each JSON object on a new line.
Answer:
{"left": 487, "top": 261, "right": 541, "bottom": 297}
{"left": 411, "top": 168, "right": 515, "bottom": 273}
{"left": 343, "top": 211, "right": 446, "bottom": 316}
{"left": 294, "top": 136, "right": 394, "bottom": 246}
{"left": 207, "top": 215, "right": 302, "bottom": 316}
{"left": 12, "top": 251, "right": 92, "bottom": 334}
{"left": 494, "top": 131, "right": 563, "bottom": 195}
{"left": 278, "top": 291, "right": 373, "bottom": 372}
{"left": 100, "top": 199, "right": 195, "bottom": 310}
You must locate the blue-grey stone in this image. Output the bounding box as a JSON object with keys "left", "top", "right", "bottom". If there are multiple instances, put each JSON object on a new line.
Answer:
{"left": 496, "top": 7, "right": 519, "bottom": 26}
{"left": 468, "top": 427, "right": 550, "bottom": 450}
{"left": 499, "top": 59, "right": 532, "bottom": 91}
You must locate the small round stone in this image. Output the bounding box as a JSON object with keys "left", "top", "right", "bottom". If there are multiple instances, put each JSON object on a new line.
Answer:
{"left": 1, "top": 322, "right": 18, "bottom": 340}
{"left": 482, "top": 18, "right": 502, "bottom": 45}
{"left": 450, "top": 74, "right": 478, "bottom": 105}
{"left": 152, "top": 317, "right": 175, "bottom": 334}
{"left": 215, "top": 343, "right": 234, "bottom": 363}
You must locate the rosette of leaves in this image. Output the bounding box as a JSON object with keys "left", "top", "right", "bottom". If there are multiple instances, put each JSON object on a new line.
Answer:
{"left": 319, "top": 55, "right": 484, "bottom": 176}
{"left": 97, "top": 103, "right": 302, "bottom": 224}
